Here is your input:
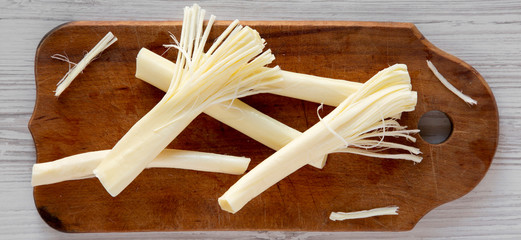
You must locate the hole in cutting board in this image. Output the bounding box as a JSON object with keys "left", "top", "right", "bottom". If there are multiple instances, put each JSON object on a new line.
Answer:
{"left": 418, "top": 110, "right": 453, "bottom": 144}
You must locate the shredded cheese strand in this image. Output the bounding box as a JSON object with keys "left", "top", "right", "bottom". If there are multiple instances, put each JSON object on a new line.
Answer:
{"left": 317, "top": 103, "right": 349, "bottom": 148}
{"left": 54, "top": 32, "right": 117, "bottom": 97}
{"left": 329, "top": 206, "right": 399, "bottom": 221}
{"left": 426, "top": 60, "right": 477, "bottom": 105}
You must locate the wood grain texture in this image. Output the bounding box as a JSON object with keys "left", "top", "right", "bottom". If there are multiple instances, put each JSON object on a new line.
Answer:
{"left": 29, "top": 21, "right": 497, "bottom": 232}
{"left": 1, "top": 0, "right": 520, "bottom": 239}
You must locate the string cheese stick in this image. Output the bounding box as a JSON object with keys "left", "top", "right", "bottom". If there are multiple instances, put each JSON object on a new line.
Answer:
{"left": 32, "top": 149, "right": 250, "bottom": 187}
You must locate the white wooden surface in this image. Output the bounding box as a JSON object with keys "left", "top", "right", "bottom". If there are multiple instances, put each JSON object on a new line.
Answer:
{"left": 1, "top": 0, "right": 520, "bottom": 239}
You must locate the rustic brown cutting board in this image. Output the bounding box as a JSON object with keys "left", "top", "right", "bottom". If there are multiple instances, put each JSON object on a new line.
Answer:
{"left": 30, "top": 21, "right": 498, "bottom": 232}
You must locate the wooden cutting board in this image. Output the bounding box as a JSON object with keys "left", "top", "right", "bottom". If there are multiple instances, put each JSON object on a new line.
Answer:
{"left": 30, "top": 21, "right": 498, "bottom": 232}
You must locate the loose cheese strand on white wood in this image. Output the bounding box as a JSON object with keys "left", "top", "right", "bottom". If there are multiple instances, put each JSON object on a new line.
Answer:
{"left": 426, "top": 60, "right": 477, "bottom": 105}
{"left": 136, "top": 48, "right": 362, "bottom": 106}
{"left": 54, "top": 32, "right": 117, "bottom": 97}
{"left": 218, "top": 64, "right": 421, "bottom": 213}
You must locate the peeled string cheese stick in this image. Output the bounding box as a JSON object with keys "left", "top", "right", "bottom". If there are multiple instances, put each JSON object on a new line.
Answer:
{"left": 135, "top": 48, "right": 363, "bottom": 168}
{"left": 32, "top": 149, "right": 250, "bottom": 187}
{"left": 329, "top": 206, "right": 399, "bottom": 221}
{"left": 94, "top": 5, "right": 283, "bottom": 197}
{"left": 218, "top": 64, "right": 421, "bottom": 213}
